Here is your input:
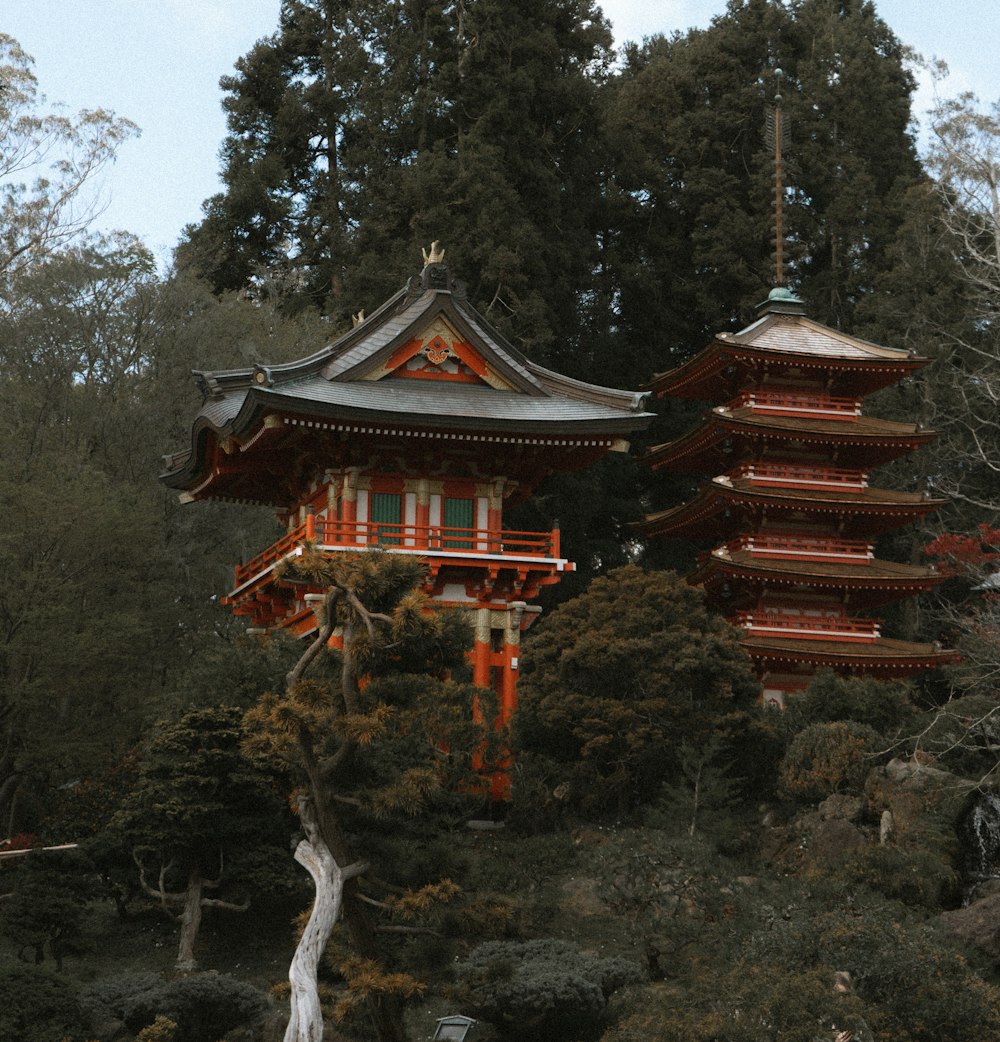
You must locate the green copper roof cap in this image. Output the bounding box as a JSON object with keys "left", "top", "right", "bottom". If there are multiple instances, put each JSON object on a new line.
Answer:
{"left": 756, "top": 285, "right": 807, "bottom": 317}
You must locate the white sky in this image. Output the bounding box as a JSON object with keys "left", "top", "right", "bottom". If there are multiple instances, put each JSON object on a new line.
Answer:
{"left": 4, "top": 0, "right": 998, "bottom": 267}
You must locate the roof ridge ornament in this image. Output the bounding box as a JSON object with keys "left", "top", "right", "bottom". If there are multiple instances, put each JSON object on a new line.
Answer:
{"left": 421, "top": 240, "right": 446, "bottom": 266}
{"left": 420, "top": 240, "right": 453, "bottom": 291}
{"left": 757, "top": 284, "right": 806, "bottom": 317}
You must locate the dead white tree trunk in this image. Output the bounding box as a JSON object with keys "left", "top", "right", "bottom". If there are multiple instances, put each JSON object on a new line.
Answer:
{"left": 285, "top": 794, "right": 367, "bottom": 1042}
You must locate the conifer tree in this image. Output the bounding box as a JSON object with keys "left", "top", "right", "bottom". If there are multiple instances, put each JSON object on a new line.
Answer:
{"left": 179, "top": 0, "right": 614, "bottom": 368}
{"left": 604, "top": 0, "right": 922, "bottom": 374}
{"left": 113, "top": 705, "right": 292, "bottom": 973}
{"left": 516, "top": 565, "right": 757, "bottom": 817}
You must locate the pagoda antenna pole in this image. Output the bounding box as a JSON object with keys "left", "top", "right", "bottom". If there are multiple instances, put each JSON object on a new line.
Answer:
{"left": 772, "top": 68, "right": 786, "bottom": 287}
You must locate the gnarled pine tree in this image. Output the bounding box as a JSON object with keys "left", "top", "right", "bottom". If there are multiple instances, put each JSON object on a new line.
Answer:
{"left": 242, "top": 549, "right": 484, "bottom": 1042}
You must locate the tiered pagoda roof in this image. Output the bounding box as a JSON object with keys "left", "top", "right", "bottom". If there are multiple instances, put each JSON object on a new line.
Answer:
{"left": 646, "top": 400, "right": 935, "bottom": 472}
{"left": 639, "top": 475, "right": 946, "bottom": 540}
{"left": 692, "top": 542, "right": 942, "bottom": 611}
{"left": 649, "top": 298, "right": 929, "bottom": 400}
{"left": 637, "top": 289, "right": 957, "bottom": 697}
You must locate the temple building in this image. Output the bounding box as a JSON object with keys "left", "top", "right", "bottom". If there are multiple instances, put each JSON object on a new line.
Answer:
{"left": 160, "top": 250, "right": 654, "bottom": 790}
{"left": 635, "top": 287, "right": 958, "bottom": 706}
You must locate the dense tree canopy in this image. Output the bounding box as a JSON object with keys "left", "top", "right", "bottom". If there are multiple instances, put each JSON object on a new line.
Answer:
{"left": 179, "top": 0, "right": 614, "bottom": 367}
{"left": 8, "top": 9, "right": 1000, "bottom": 1041}
{"left": 516, "top": 565, "right": 758, "bottom": 815}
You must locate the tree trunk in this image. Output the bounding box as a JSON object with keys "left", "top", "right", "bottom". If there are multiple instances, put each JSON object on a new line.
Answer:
{"left": 285, "top": 796, "right": 366, "bottom": 1042}
{"left": 176, "top": 869, "right": 205, "bottom": 973}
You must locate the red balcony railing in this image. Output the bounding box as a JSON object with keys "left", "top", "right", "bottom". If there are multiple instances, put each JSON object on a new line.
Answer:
{"left": 735, "top": 462, "right": 868, "bottom": 491}
{"left": 735, "top": 610, "right": 880, "bottom": 641}
{"left": 726, "top": 533, "right": 874, "bottom": 561}
{"left": 730, "top": 390, "right": 861, "bottom": 420}
{"left": 233, "top": 516, "right": 562, "bottom": 589}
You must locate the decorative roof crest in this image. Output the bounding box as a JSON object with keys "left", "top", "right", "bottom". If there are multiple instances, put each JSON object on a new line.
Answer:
{"left": 421, "top": 240, "right": 446, "bottom": 266}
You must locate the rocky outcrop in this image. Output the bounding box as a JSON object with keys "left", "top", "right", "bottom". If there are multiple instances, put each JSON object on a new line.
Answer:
{"left": 761, "top": 758, "right": 968, "bottom": 881}
{"left": 938, "top": 893, "right": 1000, "bottom": 961}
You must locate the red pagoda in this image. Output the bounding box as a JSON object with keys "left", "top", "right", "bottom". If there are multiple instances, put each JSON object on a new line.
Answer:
{"left": 636, "top": 287, "right": 957, "bottom": 705}
{"left": 161, "top": 249, "right": 653, "bottom": 789}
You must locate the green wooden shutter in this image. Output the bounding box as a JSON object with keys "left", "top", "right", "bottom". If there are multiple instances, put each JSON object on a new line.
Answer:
{"left": 442, "top": 497, "right": 474, "bottom": 549}
{"left": 370, "top": 492, "right": 402, "bottom": 545}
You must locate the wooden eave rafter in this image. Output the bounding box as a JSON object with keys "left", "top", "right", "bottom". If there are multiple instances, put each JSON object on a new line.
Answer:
{"left": 740, "top": 633, "right": 960, "bottom": 671}
{"left": 694, "top": 550, "right": 939, "bottom": 587}
{"left": 636, "top": 477, "right": 945, "bottom": 540}
{"left": 164, "top": 404, "right": 633, "bottom": 504}
{"left": 692, "top": 552, "right": 942, "bottom": 608}
{"left": 164, "top": 378, "right": 647, "bottom": 479}
{"left": 645, "top": 408, "right": 933, "bottom": 472}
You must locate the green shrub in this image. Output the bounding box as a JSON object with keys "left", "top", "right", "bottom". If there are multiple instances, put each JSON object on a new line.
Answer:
{"left": 829, "top": 844, "right": 960, "bottom": 909}
{"left": 783, "top": 671, "right": 916, "bottom": 735}
{"left": 136, "top": 1016, "right": 179, "bottom": 1042}
{"left": 0, "top": 963, "right": 83, "bottom": 1042}
{"left": 0, "top": 847, "right": 97, "bottom": 969}
{"left": 456, "top": 938, "right": 643, "bottom": 1041}
{"left": 81, "top": 971, "right": 268, "bottom": 1042}
{"left": 780, "top": 720, "right": 881, "bottom": 801}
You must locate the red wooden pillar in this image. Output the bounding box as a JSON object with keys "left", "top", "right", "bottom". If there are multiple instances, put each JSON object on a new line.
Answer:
{"left": 341, "top": 468, "right": 360, "bottom": 543}
{"left": 487, "top": 478, "right": 504, "bottom": 553}
{"left": 415, "top": 478, "right": 431, "bottom": 548}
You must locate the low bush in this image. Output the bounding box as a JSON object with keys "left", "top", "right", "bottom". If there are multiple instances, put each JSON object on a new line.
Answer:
{"left": 0, "top": 963, "right": 83, "bottom": 1042}
{"left": 456, "top": 938, "right": 643, "bottom": 1042}
{"left": 829, "top": 844, "right": 960, "bottom": 909}
{"left": 780, "top": 720, "right": 881, "bottom": 801}
{"left": 82, "top": 971, "right": 268, "bottom": 1042}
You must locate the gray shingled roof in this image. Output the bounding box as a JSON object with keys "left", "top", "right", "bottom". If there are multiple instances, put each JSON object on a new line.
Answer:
{"left": 212, "top": 376, "right": 646, "bottom": 432}
{"left": 163, "top": 263, "right": 654, "bottom": 487}
{"left": 725, "top": 312, "right": 916, "bottom": 361}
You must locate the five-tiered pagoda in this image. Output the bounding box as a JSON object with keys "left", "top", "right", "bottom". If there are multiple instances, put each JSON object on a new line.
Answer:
{"left": 636, "top": 287, "right": 957, "bottom": 705}
{"left": 161, "top": 249, "right": 653, "bottom": 791}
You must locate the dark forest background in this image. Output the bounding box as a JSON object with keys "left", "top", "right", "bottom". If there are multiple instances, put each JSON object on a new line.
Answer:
{"left": 5, "top": 2, "right": 1000, "bottom": 1040}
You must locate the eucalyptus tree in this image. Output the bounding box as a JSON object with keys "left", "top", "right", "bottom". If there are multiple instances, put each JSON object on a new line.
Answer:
{"left": 0, "top": 34, "right": 137, "bottom": 290}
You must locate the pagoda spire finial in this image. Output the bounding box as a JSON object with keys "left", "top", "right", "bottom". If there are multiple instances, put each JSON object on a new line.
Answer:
{"left": 766, "top": 68, "right": 787, "bottom": 288}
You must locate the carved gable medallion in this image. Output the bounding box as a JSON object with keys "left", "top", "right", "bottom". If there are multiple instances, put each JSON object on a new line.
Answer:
{"left": 372, "top": 314, "right": 519, "bottom": 390}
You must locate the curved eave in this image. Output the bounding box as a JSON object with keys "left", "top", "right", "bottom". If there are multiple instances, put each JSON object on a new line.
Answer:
{"left": 693, "top": 552, "right": 942, "bottom": 605}
{"left": 645, "top": 408, "right": 934, "bottom": 471}
{"left": 740, "top": 633, "right": 959, "bottom": 672}
{"left": 161, "top": 386, "right": 654, "bottom": 492}
{"left": 695, "top": 550, "right": 940, "bottom": 587}
{"left": 635, "top": 478, "right": 945, "bottom": 540}
{"left": 647, "top": 341, "right": 927, "bottom": 401}
{"left": 526, "top": 360, "right": 651, "bottom": 412}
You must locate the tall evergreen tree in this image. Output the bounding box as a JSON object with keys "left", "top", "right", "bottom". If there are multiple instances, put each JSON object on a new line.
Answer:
{"left": 603, "top": 0, "right": 922, "bottom": 380}
{"left": 179, "top": 0, "right": 614, "bottom": 369}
